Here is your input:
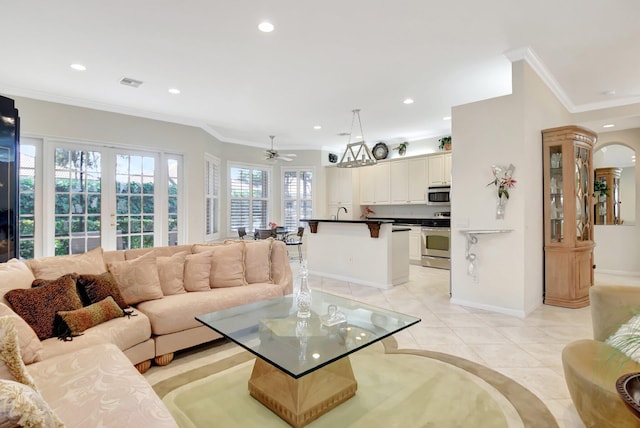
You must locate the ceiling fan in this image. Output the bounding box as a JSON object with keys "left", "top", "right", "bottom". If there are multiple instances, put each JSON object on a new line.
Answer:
{"left": 265, "top": 135, "right": 297, "bottom": 162}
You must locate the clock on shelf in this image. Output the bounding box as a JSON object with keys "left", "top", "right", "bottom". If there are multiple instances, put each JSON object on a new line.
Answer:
{"left": 372, "top": 142, "right": 388, "bottom": 160}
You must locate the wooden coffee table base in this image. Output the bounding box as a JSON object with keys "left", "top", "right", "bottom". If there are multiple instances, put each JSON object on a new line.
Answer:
{"left": 248, "top": 357, "right": 358, "bottom": 428}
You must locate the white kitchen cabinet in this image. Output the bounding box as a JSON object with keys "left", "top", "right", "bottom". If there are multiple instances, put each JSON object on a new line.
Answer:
{"left": 373, "top": 163, "right": 390, "bottom": 204}
{"left": 408, "top": 157, "right": 428, "bottom": 203}
{"left": 327, "top": 167, "right": 355, "bottom": 205}
{"left": 360, "top": 162, "right": 389, "bottom": 205}
{"left": 428, "top": 153, "right": 452, "bottom": 186}
{"left": 359, "top": 165, "right": 375, "bottom": 205}
{"left": 326, "top": 167, "right": 359, "bottom": 219}
{"left": 409, "top": 226, "right": 422, "bottom": 264}
{"left": 390, "top": 157, "right": 427, "bottom": 204}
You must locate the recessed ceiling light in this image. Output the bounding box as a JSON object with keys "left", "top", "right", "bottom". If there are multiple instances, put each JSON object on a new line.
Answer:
{"left": 403, "top": 98, "right": 414, "bottom": 104}
{"left": 168, "top": 88, "right": 181, "bottom": 95}
{"left": 603, "top": 90, "right": 617, "bottom": 96}
{"left": 355, "top": 135, "right": 362, "bottom": 140}
{"left": 443, "top": 116, "right": 451, "bottom": 121}
{"left": 258, "top": 22, "right": 274, "bottom": 33}
{"left": 313, "top": 125, "right": 322, "bottom": 130}
{"left": 603, "top": 124, "right": 615, "bottom": 128}
{"left": 70, "top": 63, "right": 86, "bottom": 71}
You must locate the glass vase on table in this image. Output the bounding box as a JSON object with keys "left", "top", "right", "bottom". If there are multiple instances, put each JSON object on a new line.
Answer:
{"left": 295, "top": 260, "right": 312, "bottom": 318}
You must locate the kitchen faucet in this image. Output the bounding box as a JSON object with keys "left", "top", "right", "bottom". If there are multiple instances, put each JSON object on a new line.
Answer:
{"left": 336, "top": 206, "right": 348, "bottom": 220}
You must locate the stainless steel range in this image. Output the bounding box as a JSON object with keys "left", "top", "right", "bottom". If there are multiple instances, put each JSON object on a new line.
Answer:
{"left": 421, "top": 212, "right": 450, "bottom": 269}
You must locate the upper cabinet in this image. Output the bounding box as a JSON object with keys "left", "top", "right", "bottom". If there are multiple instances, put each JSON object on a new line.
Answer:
{"left": 360, "top": 163, "right": 390, "bottom": 205}
{"left": 326, "top": 167, "right": 357, "bottom": 206}
{"left": 542, "top": 125, "right": 596, "bottom": 309}
{"left": 428, "top": 153, "right": 451, "bottom": 186}
{"left": 390, "top": 157, "right": 428, "bottom": 204}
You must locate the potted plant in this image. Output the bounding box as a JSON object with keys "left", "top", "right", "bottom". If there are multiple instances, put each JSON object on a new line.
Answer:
{"left": 394, "top": 142, "right": 409, "bottom": 156}
{"left": 438, "top": 136, "right": 451, "bottom": 151}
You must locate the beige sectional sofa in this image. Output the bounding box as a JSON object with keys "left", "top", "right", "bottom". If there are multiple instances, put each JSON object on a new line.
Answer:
{"left": 0, "top": 238, "right": 293, "bottom": 427}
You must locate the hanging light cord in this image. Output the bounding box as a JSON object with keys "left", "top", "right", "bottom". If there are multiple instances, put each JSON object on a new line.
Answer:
{"left": 348, "top": 109, "right": 364, "bottom": 144}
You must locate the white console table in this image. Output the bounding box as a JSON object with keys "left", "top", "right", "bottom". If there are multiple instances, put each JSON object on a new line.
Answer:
{"left": 460, "top": 229, "right": 513, "bottom": 281}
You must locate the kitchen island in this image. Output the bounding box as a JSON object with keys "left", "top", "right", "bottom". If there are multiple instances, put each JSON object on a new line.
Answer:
{"left": 302, "top": 219, "right": 409, "bottom": 289}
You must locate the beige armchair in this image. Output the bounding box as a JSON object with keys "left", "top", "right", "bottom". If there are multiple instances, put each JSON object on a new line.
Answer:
{"left": 562, "top": 285, "right": 640, "bottom": 427}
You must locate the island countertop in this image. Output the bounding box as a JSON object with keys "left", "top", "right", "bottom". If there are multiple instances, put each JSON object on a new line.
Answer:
{"left": 301, "top": 218, "right": 393, "bottom": 238}
{"left": 301, "top": 219, "right": 394, "bottom": 224}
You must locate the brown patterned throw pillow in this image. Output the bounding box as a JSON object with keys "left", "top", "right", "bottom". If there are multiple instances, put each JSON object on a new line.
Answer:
{"left": 76, "top": 272, "right": 129, "bottom": 309}
{"left": 57, "top": 296, "right": 124, "bottom": 336}
{"left": 5, "top": 275, "right": 83, "bottom": 340}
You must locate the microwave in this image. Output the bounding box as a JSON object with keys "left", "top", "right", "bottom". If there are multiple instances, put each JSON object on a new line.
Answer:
{"left": 426, "top": 186, "right": 451, "bottom": 206}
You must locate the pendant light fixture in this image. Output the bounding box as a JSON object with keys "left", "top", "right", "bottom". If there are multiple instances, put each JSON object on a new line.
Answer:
{"left": 337, "top": 109, "right": 377, "bottom": 168}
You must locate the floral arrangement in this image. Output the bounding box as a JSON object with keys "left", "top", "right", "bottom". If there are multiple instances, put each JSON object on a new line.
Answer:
{"left": 268, "top": 221, "right": 277, "bottom": 229}
{"left": 360, "top": 206, "right": 375, "bottom": 219}
{"left": 487, "top": 164, "right": 516, "bottom": 199}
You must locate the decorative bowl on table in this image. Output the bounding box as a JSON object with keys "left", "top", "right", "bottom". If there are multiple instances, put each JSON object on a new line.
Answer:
{"left": 616, "top": 372, "right": 640, "bottom": 419}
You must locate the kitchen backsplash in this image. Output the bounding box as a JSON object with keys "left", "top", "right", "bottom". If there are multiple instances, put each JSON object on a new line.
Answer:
{"left": 361, "top": 204, "right": 447, "bottom": 219}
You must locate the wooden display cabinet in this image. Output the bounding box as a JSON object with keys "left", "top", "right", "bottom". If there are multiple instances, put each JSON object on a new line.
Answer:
{"left": 542, "top": 125, "right": 597, "bottom": 308}
{"left": 594, "top": 167, "right": 622, "bottom": 225}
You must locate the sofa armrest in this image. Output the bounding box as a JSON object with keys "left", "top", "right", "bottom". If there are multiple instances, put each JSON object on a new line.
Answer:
{"left": 590, "top": 285, "right": 640, "bottom": 341}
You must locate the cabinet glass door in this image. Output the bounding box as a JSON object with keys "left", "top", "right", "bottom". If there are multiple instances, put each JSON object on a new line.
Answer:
{"left": 549, "top": 146, "right": 564, "bottom": 243}
{"left": 574, "top": 146, "right": 591, "bottom": 242}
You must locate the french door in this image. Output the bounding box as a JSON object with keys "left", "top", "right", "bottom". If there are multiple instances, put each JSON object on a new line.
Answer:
{"left": 45, "top": 142, "right": 178, "bottom": 255}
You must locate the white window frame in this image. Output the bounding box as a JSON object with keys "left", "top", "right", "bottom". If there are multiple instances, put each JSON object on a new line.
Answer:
{"left": 29, "top": 137, "right": 184, "bottom": 256}
{"left": 281, "top": 167, "right": 315, "bottom": 229}
{"left": 227, "top": 162, "right": 272, "bottom": 236}
{"left": 204, "top": 154, "right": 220, "bottom": 241}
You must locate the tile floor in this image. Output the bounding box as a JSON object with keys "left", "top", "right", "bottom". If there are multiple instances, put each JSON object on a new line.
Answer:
{"left": 146, "top": 263, "right": 640, "bottom": 428}
{"left": 305, "top": 264, "right": 640, "bottom": 428}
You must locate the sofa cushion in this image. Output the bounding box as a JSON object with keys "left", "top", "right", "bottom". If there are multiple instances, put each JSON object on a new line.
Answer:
{"left": 76, "top": 271, "right": 129, "bottom": 309}
{"left": 28, "top": 247, "right": 106, "bottom": 280}
{"left": 0, "top": 304, "right": 42, "bottom": 366}
{"left": 193, "top": 242, "right": 246, "bottom": 288}
{"left": 183, "top": 252, "right": 212, "bottom": 292}
{"left": 157, "top": 251, "right": 188, "bottom": 295}
{"left": 108, "top": 251, "right": 163, "bottom": 305}
{"left": 27, "top": 343, "right": 177, "bottom": 428}
{"left": 125, "top": 244, "right": 193, "bottom": 261}
{"left": 0, "top": 380, "right": 61, "bottom": 428}
{"left": 5, "top": 275, "right": 83, "bottom": 340}
{"left": 136, "top": 282, "right": 286, "bottom": 335}
{"left": 57, "top": 296, "right": 124, "bottom": 336}
{"left": 0, "top": 259, "right": 36, "bottom": 306}
{"left": 243, "top": 239, "right": 273, "bottom": 284}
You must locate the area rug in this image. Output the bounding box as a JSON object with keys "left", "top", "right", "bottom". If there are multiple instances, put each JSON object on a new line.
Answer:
{"left": 152, "top": 338, "right": 558, "bottom": 427}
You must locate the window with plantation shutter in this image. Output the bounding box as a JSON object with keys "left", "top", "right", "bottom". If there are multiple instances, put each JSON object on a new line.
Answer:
{"left": 282, "top": 168, "right": 313, "bottom": 229}
{"left": 229, "top": 164, "right": 270, "bottom": 235}
{"left": 204, "top": 155, "right": 220, "bottom": 240}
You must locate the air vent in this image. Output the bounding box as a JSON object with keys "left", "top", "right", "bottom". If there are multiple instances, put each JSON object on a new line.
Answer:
{"left": 119, "top": 77, "right": 143, "bottom": 88}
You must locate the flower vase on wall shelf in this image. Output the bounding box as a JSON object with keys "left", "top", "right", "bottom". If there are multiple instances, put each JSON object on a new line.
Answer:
{"left": 487, "top": 164, "right": 516, "bottom": 219}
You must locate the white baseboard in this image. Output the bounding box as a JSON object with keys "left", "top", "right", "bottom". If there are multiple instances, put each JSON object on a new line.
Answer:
{"left": 308, "top": 270, "right": 394, "bottom": 290}
{"left": 595, "top": 269, "right": 640, "bottom": 277}
{"left": 449, "top": 298, "right": 528, "bottom": 319}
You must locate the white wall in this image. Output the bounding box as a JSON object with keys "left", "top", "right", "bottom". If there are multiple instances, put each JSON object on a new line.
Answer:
{"left": 449, "top": 60, "right": 572, "bottom": 317}
{"left": 592, "top": 128, "right": 640, "bottom": 275}
{"left": 11, "top": 96, "right": 325, "bottom": 248}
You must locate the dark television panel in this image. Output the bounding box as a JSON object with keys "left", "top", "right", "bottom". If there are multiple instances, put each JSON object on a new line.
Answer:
{"left": 0, "top": 95, "right": 19, "bottom": 262}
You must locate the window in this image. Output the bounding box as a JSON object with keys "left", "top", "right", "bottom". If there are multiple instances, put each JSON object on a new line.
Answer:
{"left": 167, "top": 157, "right": 179, "bottom": 246}
{"left": 229, "top": 164, "right": 270, "bottom": 234}
{"left": 282, "top": 168, "right": 313, "bottom": 229}
{"left": 115, "top": 153, "right": 156, "bottom": 250}
{"left": 54, "top": 148, "right": 102, "bottom": 255}
{"left": 18, "top": 145, "right": 36, "bottom": 259}
{"left": 204, "top": 155, "right": 220, "bottom": 240}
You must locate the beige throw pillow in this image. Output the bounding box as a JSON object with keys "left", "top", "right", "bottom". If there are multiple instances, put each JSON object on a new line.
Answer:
{"left": 183, "top": 252, "right": 212, "bottom": 292}
{"left": 28, "top": 247, "right": 106, "bottom": 280}
{"left": 108, "top": 251, "right": 163, "bottom": 305}
{"left": 243, "top": 239, "right": 273, "bottom": 284}
{"left": 0, "top": 259, "right": 35, "bottom": 306}
{"left": 157, "top": 251, "right": 188, "bottom": 295}
{"left": 207, "top": 243, "right": 246, "bottom": 288}
{"left": 0, "top": 304, "right": 42, "bottom": 366}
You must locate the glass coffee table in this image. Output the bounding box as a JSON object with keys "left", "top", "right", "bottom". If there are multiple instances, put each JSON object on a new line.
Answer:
{"left": 196, "top": 290, "right": 420, "bottom": 428}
